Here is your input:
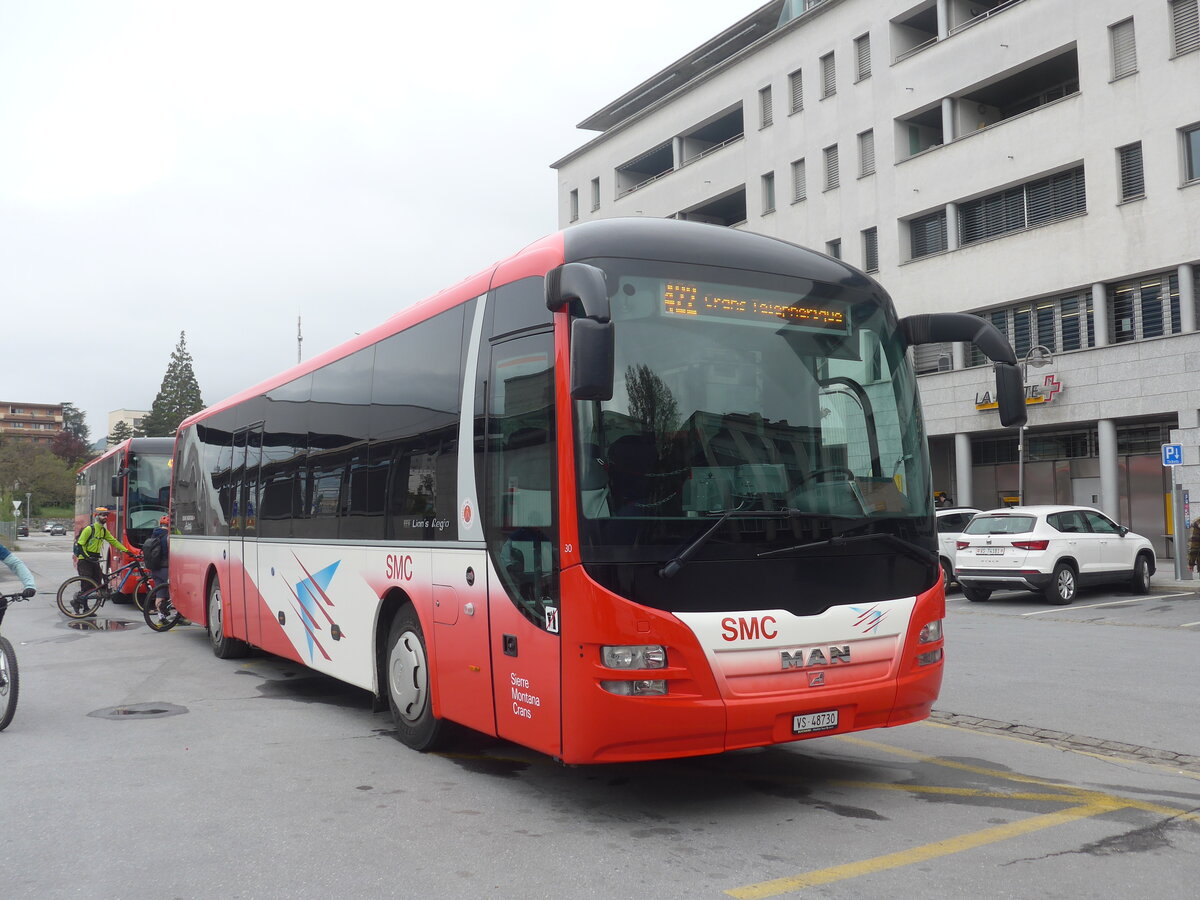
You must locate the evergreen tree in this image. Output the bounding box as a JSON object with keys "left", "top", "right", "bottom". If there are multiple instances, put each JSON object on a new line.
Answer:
{"left": 141, "top": 331, "right": 205, "bottom": 437}
{"left": 107, "top": 420, "right": 134, "bottom": 446}
{"left": 60, "top": 402, "right": 90, "bottom": 444}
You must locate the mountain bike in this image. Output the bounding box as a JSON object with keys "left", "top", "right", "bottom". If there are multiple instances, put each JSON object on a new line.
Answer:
{"left": 143, "top": 583, "right": 182, "bottom": 632}
{"left": 56, "top": 555, "right": 153, "bottom": 619}
{"left": 1, "top": 589, "right": 35, "bottom": 731}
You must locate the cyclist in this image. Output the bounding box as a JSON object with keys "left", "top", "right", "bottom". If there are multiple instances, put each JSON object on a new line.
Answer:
{"left": 143, "top": 515, "right": 172, "bottom": 619}
{"left": 72, "top": 507, "right": 129, "bottom": 613}
{"left": 0, "top": 541, "right": 38, "bottom": 598}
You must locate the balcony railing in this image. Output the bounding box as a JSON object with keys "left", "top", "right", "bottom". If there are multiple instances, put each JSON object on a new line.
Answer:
{"left": 616, "top": 133, "right": 745, "bottom": 199}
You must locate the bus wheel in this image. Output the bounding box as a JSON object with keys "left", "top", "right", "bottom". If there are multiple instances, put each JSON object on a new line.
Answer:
{"left": 386, "top": 607, "right": 446, "bottom": 752}
{"left": 207, "top": 578, "right": 249, "bottom": 659}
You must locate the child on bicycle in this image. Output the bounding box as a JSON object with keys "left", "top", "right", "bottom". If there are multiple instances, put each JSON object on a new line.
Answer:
{"left": 72, "top": 507, "right": 129, "bottom": 612}
{"left": 0, "top": 542, "right": 37, "bottom": 598}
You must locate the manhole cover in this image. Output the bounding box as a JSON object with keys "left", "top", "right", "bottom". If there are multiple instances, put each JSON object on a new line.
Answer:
{"left": 88, "top": 702, "right": 188, "bottom": 720}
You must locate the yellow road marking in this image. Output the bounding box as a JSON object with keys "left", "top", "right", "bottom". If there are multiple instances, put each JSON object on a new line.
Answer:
{"left": 725, "top": 804, "right": 1107, "bottom": 898}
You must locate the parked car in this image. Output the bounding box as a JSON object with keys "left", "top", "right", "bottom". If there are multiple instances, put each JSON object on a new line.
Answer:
{"left": 954, "top": 505, "right": 1155, "bottom": 605}
{"left": 935, "top": 507, "right": 982, "bottom": 590}
{"left": 42, "top": 521, "right": 59, "bottom": 533}
{"left": 49, "top": 523, "right": 67, "bottom": 535}
{"left": 17, "top": 523, "right": 29, "bottom": 537}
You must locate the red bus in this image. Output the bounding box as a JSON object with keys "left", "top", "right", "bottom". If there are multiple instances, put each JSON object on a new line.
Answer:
{"left": 75, "top": 437, "right": 175, "bottom": 597}
{"left": 169, "top": 218, "right": 1024, "bottom": 763}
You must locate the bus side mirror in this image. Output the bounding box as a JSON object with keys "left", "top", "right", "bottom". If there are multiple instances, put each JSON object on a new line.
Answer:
{"left": 994, "top": 362, "right": 1026, "bottom": 428}
{"left": 570, "top": 318, "right": 615, "bottom": 400}
{"left": 899, "top": 312, "right": 1027, "bottom": 428}
{"left": 111, "top": 475, "right": 122, "bottom": 495}
{"left": 548, "top": 262, "right": 615, "bottom": 400}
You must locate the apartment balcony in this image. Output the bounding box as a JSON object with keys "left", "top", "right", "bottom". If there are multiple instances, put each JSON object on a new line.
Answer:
{"left": 611, "top": 130, "right": 747, "bottom": 219}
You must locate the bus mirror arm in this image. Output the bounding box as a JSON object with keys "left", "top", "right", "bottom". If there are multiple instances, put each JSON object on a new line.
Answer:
{"left": 546, "top": 263, "right": 610, "bottom": 321}
{"left": 899, "top": 312, "right": 1027, "bottom": 428}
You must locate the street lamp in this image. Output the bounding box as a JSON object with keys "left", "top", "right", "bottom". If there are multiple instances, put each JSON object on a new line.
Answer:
{"left": 1017, "top": 345, "right": 1054, "bottom": 505}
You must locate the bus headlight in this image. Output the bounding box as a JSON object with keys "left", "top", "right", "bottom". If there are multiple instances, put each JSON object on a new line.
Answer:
{"left": 917, "top": 619, "right": 942, "bottom": 644}
{"left": 601, "top": 679, "right": 668, "bottom": 696}
{"left": 601, "top": 645, "right": 666, "bottom": 669}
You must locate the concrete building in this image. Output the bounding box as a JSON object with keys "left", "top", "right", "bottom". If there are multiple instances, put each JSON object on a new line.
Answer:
{"left": 552, "top": 0, "right": 1200, "bottom": 561}
{"left": 107, "top": 408, "right": 148, "bottom": 439}
{"left": 0, "top": 401, "right": 64, "bottom": 447}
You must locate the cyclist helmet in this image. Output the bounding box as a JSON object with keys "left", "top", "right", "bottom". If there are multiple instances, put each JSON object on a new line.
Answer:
{"left": 159, "top": 515, "right": 170, "bottom": 525}
{"left": 94, "top": 507, "right": 110, "bottom": 520}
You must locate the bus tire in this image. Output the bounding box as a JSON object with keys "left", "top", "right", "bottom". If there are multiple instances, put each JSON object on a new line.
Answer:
{"left": 386, "top": 607, "right": 446, "bottom": 752}
{"left": 207, "top": 577, "right": 249, "bottom": 659}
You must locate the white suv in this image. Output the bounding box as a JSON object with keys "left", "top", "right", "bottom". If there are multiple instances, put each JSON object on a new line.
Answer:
{"left": 935, "top": 507, "right": 981, "bottom": 590}
{"left": 954, "top": 505, "right": 1155, "bottom": 605}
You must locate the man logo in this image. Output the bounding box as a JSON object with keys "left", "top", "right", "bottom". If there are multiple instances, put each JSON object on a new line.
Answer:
{"left": 780, "top": 646, "right": 851, "bottom": 670}
{"left": 809, "top": 672, "right": 825, "bottom": 687}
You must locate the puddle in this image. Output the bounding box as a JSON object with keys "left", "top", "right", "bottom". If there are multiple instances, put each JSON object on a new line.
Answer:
{"left": 88, "top": 702, "right": 188, "bottom": 720}
{"left": 61, "top": 618, "right": 141, "bottom": 632}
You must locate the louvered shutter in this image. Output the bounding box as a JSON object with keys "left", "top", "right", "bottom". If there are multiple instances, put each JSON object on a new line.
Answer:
{"left": 855, "top": 34, "right": 871, "bottom": 80}
{"left": 859, "top": 130, "right": 875, "bottom": 176}
{"left": 824, "top": 145, "right": 839, "bottom": 189}
{"left": 1118, "top": 143, "right": 1144, "bottom": 200}
{"left": 821, "top": 53, "right": 836, "bottom": 97}
{"left": 1172, "top": 0, "right": 1199, "bottom": 55}
{"left": 1110, "top": 19, "right": 1137, "bottom": 77}
{"left": 789, "top": 69, "right": 803, "bottom": 113}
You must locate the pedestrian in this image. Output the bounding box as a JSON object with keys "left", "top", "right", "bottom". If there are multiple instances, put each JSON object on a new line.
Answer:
{"left": 1187, "top": 518, "right": 1200, "bottom": 574}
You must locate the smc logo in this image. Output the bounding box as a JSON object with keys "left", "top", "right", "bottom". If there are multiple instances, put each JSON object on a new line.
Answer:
{"left": 386, "top": 554, "right": 414, "bottom": 581}
{"left": 721, "top": 616, "right": 778, "bottom": 642}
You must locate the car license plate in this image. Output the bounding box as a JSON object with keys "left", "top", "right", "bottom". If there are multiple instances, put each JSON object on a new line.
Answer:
{"left": 793, "top": 710, "right": 838, "bottom": 734}
{"left": 977, "top": 547, "right": 1004, "bottom": 555}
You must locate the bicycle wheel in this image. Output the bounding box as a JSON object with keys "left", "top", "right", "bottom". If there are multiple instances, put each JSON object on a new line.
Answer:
{"left": 143, "top": 585, "right": 179, "bottom": 632}
{"left": 56, "top": 576, "right": 102, "bottom": 619}
{"left": 0, "top": 634, "right": 19, "bottom": 731}
{"left": 132, "top": 578, "right": 153, "bottom": 611}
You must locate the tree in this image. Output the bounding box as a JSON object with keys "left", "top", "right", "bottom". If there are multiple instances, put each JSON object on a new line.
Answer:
{"left": 50, "top": 429, "right": 94, "bottom": 466}
{"left": 60, "top": 402, "right": 90, "bottom": 445}
{"left": 141, "top": 331, "right": 205, "bottom": 437}
{"left": 0, "top": 444, "right": 77, "bottom": 511}
{"left": 107, "top": 420, "right": 134, "bottom": 446}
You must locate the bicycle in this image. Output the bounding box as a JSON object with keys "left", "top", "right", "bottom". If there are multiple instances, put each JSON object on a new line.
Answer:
{"left": 143, "top": 582, "right": 182, "bottom": 632}
{"left": 1, "top": 589, "right": 36, "bottom": 731}
{"left": 56, "top": 555, "right": 154, "bottom": 619}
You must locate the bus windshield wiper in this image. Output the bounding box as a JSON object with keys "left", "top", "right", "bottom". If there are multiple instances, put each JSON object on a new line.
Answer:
{"left": 757, "top": 530, "right": 937, "bottom": 567}
{"left": 658, "top": 506, "right": 817, "bottom": 579}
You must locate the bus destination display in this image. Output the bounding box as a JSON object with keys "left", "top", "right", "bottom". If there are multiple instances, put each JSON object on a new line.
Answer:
{"left": 662, "top": 281, "right": 848, "bottom": 332}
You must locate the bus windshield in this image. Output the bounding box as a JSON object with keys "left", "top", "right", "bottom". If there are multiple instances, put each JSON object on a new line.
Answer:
{"left": 127, "top": 449, "right": 172, "bottom": 531}
{"left": 573, "top": 258, "right": 932, "bottom": 573}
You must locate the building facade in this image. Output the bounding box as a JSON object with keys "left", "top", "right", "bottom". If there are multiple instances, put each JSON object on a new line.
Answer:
{"left": 108, "top": 408, "right": 148, "bottom": 439}
{"left": 552, "top": 0, "right": 1200, "bottom": 560}
{"left": 0, "top": 401, "right": 65, "bottom": 447}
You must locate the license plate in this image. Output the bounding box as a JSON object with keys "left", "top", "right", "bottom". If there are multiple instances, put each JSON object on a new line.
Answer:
{"left": 976, "top": 547, "right": 1004, "bottom": 555}
{"left": 793, "top": 710, "right": 839, "bottom": 734}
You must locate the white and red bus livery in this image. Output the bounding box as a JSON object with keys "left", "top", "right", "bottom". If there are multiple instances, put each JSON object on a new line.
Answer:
{"left": 169, "top": 218, "right": 1023, "bottom": 763}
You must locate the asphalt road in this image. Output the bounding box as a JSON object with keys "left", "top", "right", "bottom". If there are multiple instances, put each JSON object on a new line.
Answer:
{"left": 2, "top": 538, "right": 1197, "bottom": 899}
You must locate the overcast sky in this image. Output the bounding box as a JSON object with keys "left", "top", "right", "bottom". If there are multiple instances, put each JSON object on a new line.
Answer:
{"left": 0, "top": 0, "right": 764, "bottom": 441}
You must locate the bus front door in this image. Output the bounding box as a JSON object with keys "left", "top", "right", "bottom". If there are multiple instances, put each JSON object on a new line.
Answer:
{"left": 484, "top": 332, "right": 562, "bottom": 757}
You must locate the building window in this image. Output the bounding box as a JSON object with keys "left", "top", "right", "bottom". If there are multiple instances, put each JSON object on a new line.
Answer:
{"left": 820, "top": 52, "right": 836, "bottom": 98}
{"left": 823, "top": 144, "right": 839, "bottom": 190}
{"left": 1110, "top": 18, "right": 1137, "bottom": 79}
{"left": 862, "top": 227, "right": 879, "bottom": 273}
{"left": 968, "top": 293, "right": 1096, "bottom": 367}
{"left": 959, "top": 166, "right": 1086, "bottom": 245}
{"left": 759, "top": 85, "right": 773, "bottom": 128}
{"left": 1109, "top": 274, "right": 1182, "bottom": 343}
{"left": 788, "top": 69, "right": 804, "bottom": 113}
{"left": 1183, "top": 123, "right": 1200, "bottom": 183}
{"left": 1117, "top": 142, "right": 1145, "bottom": 201}
{"left": 858, "top": 129, "right": 875, "bottom": 177}
{"left": 826, "top": 239, "right": 842, "bottom": 259}
{"left": 569, "top": 189, "right": 579, "bottom": 222}
{"left": 1171, "top": 0, "right": 1199, "bottom": 56}
{"left": 910, "top": 210, "right": 948, "bottom": 259}
{"left": 854, "top": 33, "right": 871, "bottom": 81}
{"left": 590, "top": 178, "right": 600, "bottom": 211}
{"left": 761, "top": 172, "right": 776, "bottom": 214}
{"left": 791, "top": 158, "right": 807, "bottom": 202}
